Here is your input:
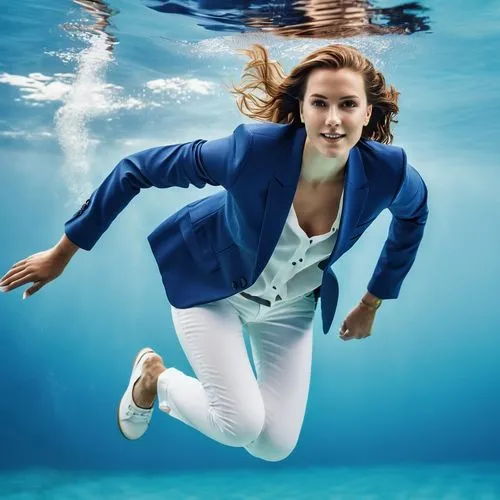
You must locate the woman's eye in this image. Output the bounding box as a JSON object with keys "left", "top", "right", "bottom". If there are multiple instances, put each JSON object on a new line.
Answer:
{"left": 343, "top": 100, "right": 358, "bottom": 108}
{"left": 311, "top": 100, "right": 358, "bottom": 108}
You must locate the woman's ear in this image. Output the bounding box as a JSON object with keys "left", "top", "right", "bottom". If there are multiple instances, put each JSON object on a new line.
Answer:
{"left": 365, "top": 104, "right": 373, "bottom": 126}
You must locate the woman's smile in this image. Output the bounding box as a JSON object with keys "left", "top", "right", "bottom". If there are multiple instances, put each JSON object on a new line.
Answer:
{"left": 321, "top": 133, "right": 346, "bottom": 143}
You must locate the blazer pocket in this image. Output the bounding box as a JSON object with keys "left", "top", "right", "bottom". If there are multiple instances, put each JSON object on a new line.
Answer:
{"left": 180, "top": 214, "right": 220, "bottom": 274}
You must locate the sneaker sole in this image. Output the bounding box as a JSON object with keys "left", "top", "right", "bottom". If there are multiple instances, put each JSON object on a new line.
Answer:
{"left": 117, "top": 347, "right": 155, "bottom": 440}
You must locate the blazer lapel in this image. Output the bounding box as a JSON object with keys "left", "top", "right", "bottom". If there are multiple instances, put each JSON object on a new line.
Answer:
{"left": 329, "top": 144, "right": 369, "bottom": 264}
{"left": 253, "top": 126, "right": 306, "bottom": 280}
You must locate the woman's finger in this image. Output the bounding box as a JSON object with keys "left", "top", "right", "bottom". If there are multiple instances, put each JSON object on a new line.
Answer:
{"left": 0, "top": 266, "right": 31, "bottom": 287}
{"left": 12, "top": 259, "right": 28, "bottom": 269}
{"left": 24, "top": 281, "right": 45, "bottom": 299}
{"left": 1, "top": 270, "right": 35, "bottom": 292}
{"left": 1, "top": 264, "right": 28, "bottom": 285}
{"left": 340, "top": 328, "right": 353, "bottom": 341}
{"left": 0, "top": 259, "right": 28, "bottom": 279}
{"left": 8, "top": 259, "right": 28, "bottom": 272}
{"left": 355, "top": 331, "right": 371, "bottom": 340}
{"left": 2, "top": 267, "right": 32, "bottom": 286}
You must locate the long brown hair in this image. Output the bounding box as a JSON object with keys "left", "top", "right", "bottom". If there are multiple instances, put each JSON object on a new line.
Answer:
{"left": 228, "top": 44, "right": 399, "bottom": 144}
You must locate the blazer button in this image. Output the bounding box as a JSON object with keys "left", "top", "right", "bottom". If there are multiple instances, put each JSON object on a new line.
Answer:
{"left": 75, "top": 199, "right": 90, "bottom": 217}
{"left": 239, "top": 277, "right": 247, "bottom": 288}
{"left": 231, "top": 281, "right": 238, "bottom": 290}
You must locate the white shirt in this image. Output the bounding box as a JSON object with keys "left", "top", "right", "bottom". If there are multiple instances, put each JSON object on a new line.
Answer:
{"left": 244, "top": 188, "right": 344, "bottom": 303}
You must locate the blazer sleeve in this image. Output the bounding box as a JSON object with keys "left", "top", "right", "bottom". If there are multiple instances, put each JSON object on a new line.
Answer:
{"left": 367, "top": 150, "right": 429, "bottom": 299}
{"left": 64, "top": 124, "right": 253, "bottom": 251}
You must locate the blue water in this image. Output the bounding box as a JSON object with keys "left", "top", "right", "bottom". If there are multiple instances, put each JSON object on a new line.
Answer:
{"left": 1, "top": 464, "right": 500, "bottom": 499}
{"left": 1, "top": 0, "right": 500, "bottom": 497}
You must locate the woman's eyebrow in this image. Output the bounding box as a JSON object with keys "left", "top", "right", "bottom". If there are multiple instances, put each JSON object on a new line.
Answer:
{"left": 310, "top": 93, "right": 359, "bottom": 99}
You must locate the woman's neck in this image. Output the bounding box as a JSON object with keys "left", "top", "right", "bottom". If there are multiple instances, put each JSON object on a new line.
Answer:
{"left": 300, "top": 139, "right": 348, "bottom": 186}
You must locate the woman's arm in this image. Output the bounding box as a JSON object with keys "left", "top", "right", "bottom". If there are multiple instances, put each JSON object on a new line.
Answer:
{"left": 65, "top": 124, "right": 252, "bottom": 251}
{"left": 1, "top": 125, "right": 253, "bottom": 298}
{"left": 339, "top": 157, "right": 427, "bottom": 340}
{"left": 367, "top": 156, "right": 429, "bottom": 300}
{"left": 54, "top": 233, "right": 80, "bottom": 260}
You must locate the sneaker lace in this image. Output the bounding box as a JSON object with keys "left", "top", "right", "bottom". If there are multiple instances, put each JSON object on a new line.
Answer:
{"left": 126, "top": 404, "right": 152, "bottom": 421}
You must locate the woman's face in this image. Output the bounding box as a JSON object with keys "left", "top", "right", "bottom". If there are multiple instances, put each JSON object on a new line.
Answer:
{"left": 299, "top": 67, "right": 372, "bottom": 160}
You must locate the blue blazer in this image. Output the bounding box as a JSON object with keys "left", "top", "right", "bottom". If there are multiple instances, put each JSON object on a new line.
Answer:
{"left": 65, "top": 122, "right": 428, "bottom": 334}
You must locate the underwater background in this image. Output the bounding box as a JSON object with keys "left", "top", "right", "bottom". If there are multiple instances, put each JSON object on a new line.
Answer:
{"left": 1, "top": 0, "right": 499, "bottom": 498}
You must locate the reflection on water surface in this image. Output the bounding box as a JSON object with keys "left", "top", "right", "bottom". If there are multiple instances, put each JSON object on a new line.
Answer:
{"left": 145, "top": 0, "right": 431, "bottom": 38}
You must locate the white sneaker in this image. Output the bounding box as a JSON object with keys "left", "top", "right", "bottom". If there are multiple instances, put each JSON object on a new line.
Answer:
{"left": 117, "top": 347, "right": 157, "bottom": 440}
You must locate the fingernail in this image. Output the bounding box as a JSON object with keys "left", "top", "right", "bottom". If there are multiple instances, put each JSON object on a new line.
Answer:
{"left": 22, "top": 291, "right": 27, "bottom": 300}
{"left": 0, "top": 287, "right": 6, "bottom": 292}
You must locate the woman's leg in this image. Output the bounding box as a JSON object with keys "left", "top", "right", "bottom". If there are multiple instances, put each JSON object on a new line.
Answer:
{"left": 155, "top": 299, "right": 266, "bottom": 448}
{"left": 244, "top": 294, "right": 316, "bottom": 462}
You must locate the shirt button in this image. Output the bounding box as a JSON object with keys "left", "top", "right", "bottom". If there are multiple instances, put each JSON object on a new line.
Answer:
{"left": 272, "top": 286, "right": 277, "bottom": 290}
{"left": 292, "top": 262, "right": 296, "bottom": 265}
{"left": 299, "top": 258, "right": 303, "bottom": 262}
{"left": 309, "top": 239, "right": 313, "bottom": 244}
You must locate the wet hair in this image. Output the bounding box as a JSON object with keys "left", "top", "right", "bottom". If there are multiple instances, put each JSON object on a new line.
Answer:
{"left": 228, "top": 44, "right": 400, "bottom": 144}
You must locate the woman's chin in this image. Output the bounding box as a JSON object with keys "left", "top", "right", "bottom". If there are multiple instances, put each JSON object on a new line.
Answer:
{"left": 319, "top": 145, "right": 344, "bottom": 158}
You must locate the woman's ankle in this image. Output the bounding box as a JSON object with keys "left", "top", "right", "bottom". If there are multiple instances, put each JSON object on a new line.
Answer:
{"left": 133, "top": 356, "right": 166, "bottom": 408}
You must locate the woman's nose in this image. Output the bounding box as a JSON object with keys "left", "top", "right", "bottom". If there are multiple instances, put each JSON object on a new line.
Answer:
{"left": 325, "top": 107, "right": 341, "bottom": 126}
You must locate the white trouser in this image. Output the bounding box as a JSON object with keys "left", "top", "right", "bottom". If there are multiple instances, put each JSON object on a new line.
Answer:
{"left": 157, "top": 291, "right": 317, "bottom": 462}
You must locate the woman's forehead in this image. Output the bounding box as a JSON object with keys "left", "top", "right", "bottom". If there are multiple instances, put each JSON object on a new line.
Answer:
{"left": 304, "top": 68, "right": 365, "bottom": 96}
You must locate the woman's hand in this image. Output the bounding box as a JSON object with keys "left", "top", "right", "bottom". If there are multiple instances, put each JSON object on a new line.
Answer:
{"left": 0, "top": 235, "right": 79, "bottom": 299}
{"left": 339, "top": 302, "right": 377, "bottom": 341}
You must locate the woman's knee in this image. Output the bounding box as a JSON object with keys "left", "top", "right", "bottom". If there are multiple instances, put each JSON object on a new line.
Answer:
{"left": 250, "top": 443, "right": 296, "bottom": 462}
{"left": 245, "top": 431, "right": 298, "bottom": 462}
{"left": 211, "top": 399, "right": 266, "bottom": 447}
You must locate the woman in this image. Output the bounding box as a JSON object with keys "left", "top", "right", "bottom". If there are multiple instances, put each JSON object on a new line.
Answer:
{"left": 0, "top": 44, "right": 428, "bottom": 462}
